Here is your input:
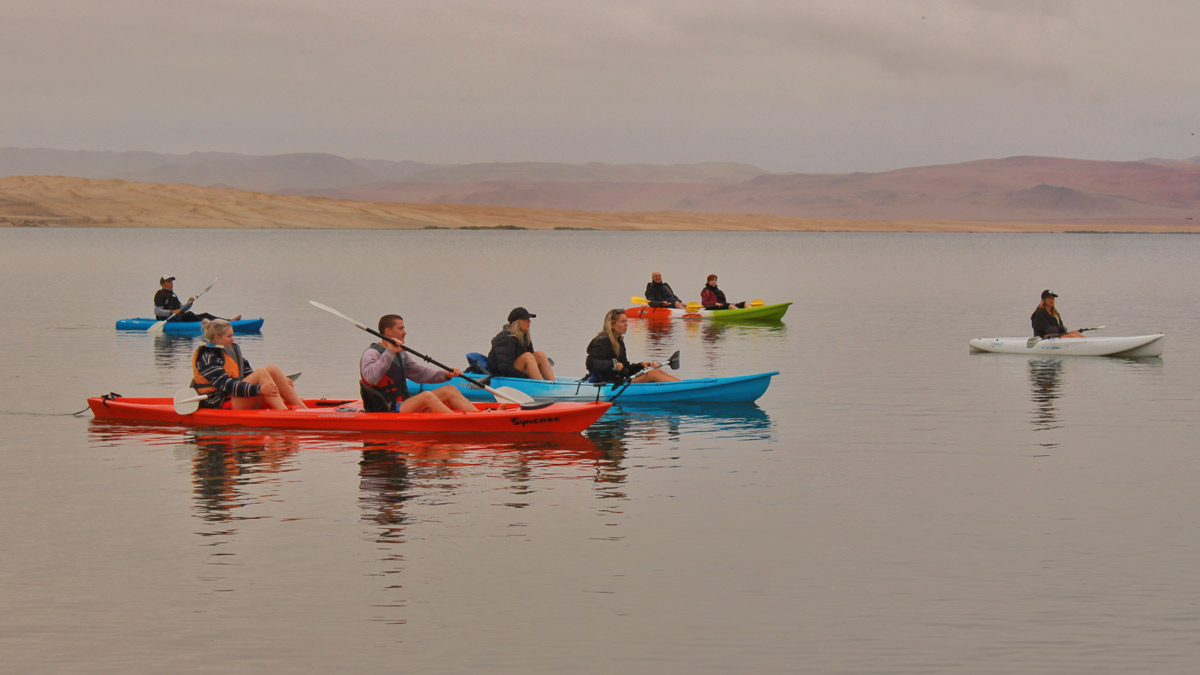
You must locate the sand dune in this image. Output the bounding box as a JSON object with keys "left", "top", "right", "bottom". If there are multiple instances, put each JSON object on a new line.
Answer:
{"left": 1, "top": 175, "right": 1196, "bottom": 232}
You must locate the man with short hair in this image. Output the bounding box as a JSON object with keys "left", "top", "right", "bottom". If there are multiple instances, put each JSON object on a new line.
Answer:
{"left": 644, "top": 271, "right": 685, "bottom": 309}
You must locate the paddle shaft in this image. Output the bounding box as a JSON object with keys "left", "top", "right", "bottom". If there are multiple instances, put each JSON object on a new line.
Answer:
{"left": 608, "top": 350, "right": 680, "bottom": 402}
{"left": 308, "top": 301, "right": 527, "bottom": 405}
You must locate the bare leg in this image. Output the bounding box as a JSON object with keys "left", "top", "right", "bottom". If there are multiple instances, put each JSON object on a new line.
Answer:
{"left": 632, "top": 368, "right": 682, "bottom": 383}
{"left": 534, "top": 351, "right": 555, "bottom": 380}
{"left": 234, "top": 369, "right": 285, "bottom": 409}
{"left": 514, "top": 352, "right": 544, "bottom": 380}
{"left": 433, "top": 385, "right": 476, "bottom": 412}
{"left": 397, "top": 391, "right": 452, "bottom": 413}
{"left": 264, "top": 364, "right": 306, "bottom": 408}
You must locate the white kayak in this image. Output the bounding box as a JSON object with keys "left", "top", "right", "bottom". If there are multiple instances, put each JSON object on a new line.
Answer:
{"left": 969, "top": 334, "right": 1164, "bottom": 357}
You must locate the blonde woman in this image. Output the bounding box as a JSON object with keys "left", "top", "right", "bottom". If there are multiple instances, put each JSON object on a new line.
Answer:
{"left": 487, "top": 307, "right": 555, "bottom": 379}
{"left": 1031, "top": 290, "right": 1084, "bottom": 338}
{"left": 585, "top": 309, "right": 681, "bottom": 383}
{"left": 192, "top": 319, "right": 306, "bottom": 410}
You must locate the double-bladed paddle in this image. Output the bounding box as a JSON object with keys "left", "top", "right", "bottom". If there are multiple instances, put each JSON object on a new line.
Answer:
{"left": 608, "top": 350, "right": 681, "bottom": 402}
{"left": 308, "top": 301, "right": 549, "bottom": 409}
{"left": 148, "top": 277, "right": 218, "bottom": 334}
{"left": 1026, "top": 325, "right": 1105, "bottom": 348}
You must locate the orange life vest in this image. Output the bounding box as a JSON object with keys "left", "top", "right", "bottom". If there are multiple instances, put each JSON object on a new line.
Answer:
{"left": 192, "top": 345, "right": 242, "bottom": 395}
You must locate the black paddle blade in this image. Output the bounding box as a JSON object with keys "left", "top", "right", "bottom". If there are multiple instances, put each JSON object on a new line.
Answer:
{"left": 666, "top": 350, "right": 681, "bottom": 370}
{"left": 519, "top": 400, "right": 556, "bottom": 411}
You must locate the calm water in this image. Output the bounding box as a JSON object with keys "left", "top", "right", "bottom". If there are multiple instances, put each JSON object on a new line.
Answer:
{"left": 3, "top": 228, "right": 1200, "bottom": 674}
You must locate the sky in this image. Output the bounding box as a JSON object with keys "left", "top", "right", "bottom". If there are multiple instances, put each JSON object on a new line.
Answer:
{"left": 3, "top": 0, "right": 1198, "bottom": 173}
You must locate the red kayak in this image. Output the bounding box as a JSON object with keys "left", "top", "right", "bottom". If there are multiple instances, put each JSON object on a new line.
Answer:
{"left": 87, "top": 395, "right": 611, "bottom": 434}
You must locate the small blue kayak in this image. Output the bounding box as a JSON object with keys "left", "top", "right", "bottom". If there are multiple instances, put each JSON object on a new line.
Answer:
{"left": 115, "top": 317, "right": 265, "bottom": 335}
{"left": 410, "top": 371, "right": 779, "bottom": 403}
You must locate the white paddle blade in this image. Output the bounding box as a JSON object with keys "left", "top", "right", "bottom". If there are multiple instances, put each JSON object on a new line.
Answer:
{"left": 490, "top": 386, "right": 536, "bottom": 405}
{"left": 147, "top": 319, "right": 168, "bottom": 334}
{"left": 309, "top": 300, "right": 372, "bottom": 331}
{"left": 1026, "top": 337, "right": 1041, "bottom": 348}
{"left": 173, "top": 388, "right": 207, "bottom": 415}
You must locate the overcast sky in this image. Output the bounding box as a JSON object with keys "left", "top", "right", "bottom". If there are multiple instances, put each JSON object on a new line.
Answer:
{"left": 3, "top": 0, "right": 1198, "bottom": 173}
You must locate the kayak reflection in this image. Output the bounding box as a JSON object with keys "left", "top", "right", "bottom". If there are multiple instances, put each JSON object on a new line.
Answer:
{"left": 586, "top": 402, "right": 774, "bottom": 454}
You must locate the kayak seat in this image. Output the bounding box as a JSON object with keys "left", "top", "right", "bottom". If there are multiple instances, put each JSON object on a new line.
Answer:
{"left": 465, "top": 352, "right": 490, "bottom": 375}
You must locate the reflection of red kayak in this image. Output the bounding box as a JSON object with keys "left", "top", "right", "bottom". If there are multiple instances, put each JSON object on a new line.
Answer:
{"left": 87, "top": 395, "right": 610, "bottom": 434}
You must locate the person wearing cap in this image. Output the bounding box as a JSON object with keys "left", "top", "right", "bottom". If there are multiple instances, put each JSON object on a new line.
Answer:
{"left": 1031, "top": 290, "right": 1084, "bottom": 338}
{"left": 645, "top": 271, "right": 685, "bottom": 309}
{"left": 700, "top": 274, "right": 747, "bottom": 310}
{"left": 487, "top": 307, "right": 555, "bottom": 380}
{"left": 360, "top": 314, "right": 474, "bottom": 413}
{"left": 153, "top": 276, "right": 240, "bottom": 323}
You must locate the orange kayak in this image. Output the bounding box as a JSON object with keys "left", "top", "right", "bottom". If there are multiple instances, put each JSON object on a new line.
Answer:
{"left": 87, "top": 395, "right": 610, "bottom": 434}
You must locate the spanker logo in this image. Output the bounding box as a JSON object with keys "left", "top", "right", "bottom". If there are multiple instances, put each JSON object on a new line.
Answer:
{"left": 510, "top": 415, "right": 561, "bottom": 427}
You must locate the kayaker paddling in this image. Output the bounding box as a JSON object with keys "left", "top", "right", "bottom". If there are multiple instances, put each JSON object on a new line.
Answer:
{"left": 586, "top": 309, "right": 682, "bottom": 384}
{"left": 1031, "top": 290, "right": 1084, "bottom": 338}
{"left": 360, "top": 314, "right": 475, "bottom": 413}
{"left": 154, "top": 276, "right": 240, "bottom": 323}
{"left": 487, "top": 307, "right": 555, "bottom": 380}
{"left": 700, "top": 274, "right": 747, "bottom": 310}
{"left": 192, "top": 319, "right": 304, "bottom": 410}
{"left": 645, "top": 271, "right": 685, "bottom": 309}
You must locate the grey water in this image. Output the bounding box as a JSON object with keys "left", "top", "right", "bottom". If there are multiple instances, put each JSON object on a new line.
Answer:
{"left": 3, "top": 228, "right": 1200, "bottom": 674}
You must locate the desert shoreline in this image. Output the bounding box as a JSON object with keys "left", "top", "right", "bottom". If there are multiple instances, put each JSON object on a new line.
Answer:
{"left": 3, "top": 175, "right": 1197, "bottom": 233}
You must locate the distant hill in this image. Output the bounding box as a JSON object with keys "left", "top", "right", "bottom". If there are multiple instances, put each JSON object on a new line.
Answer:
{"left": 2, "top": 148, "right": 1198, "bottom": 224}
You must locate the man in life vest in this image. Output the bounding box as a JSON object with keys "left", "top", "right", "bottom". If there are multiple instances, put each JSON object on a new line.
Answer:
{"left": 359, "top": 314, "right": 475, "bottom": 413}
{"left": 154, "top": 276, "right": 240, "bottom": 322}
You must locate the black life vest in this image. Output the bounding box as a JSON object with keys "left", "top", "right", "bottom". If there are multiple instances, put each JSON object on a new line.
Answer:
{"left": 360, "top": 343, "right": 409, "bottom": 412}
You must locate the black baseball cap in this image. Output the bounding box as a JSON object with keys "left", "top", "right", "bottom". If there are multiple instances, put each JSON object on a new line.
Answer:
{"left": 160, "top": 276, "right": 175, "bottom": 284}
{"left": 1041, "top": 289, "right": 1058, "bottom": 299}
{"left": 507, "top": 307, "right": 536, "bottom": 322}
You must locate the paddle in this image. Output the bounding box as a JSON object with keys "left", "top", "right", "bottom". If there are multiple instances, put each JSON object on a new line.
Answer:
{"left": 1026, "top": 325, "right": 1105, "bottom": 348}
{"left": 308, "top": 301, "right": 548, "bottom": 409}
{"left": 148, "top": 277, "right": 217, "bottom": 334}
{"left": 609, "top": 350, "right": 680, "bottom": 402}
{"left": 173, "top": 389, "right": 208, "bottom": 415}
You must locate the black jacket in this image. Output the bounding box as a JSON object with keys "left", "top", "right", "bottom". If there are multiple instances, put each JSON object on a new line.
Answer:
{"left": 644, "top": 281, "right": 681, "bottom": 307}
{"left": 1031, "top": 307, "right": 1068, "bottom": 337}
{"left": 585, "top": 334, "right": 643, "bottom": 383}
{"left": 488, "top": 330, "right": 534, "bottom": 378}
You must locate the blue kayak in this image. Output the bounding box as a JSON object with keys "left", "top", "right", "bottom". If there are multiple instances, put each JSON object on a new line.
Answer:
{"left": 115, "top": 317, "right": 265, "bottom": 335}
{"left": 409, "top": 371, "right": 778, "bottom": 403}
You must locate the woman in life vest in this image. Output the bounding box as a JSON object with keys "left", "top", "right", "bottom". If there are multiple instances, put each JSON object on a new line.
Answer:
{"left": 487, "top": 307, "right": 555, "bottom": 380}
{"left": 700, "top": 274, "right": 746, "bottom": 310}
{"left": 585, "top": 309, "right": 682, "bottom": 384}
{"left": 192, "top": 319, "right": 305, "bottom": 409}
{"left": 360, "top": 314, "right": 475, "bottom": 413}
{"left": 1031, "top": 290, "right": 1084, "bottom": 338}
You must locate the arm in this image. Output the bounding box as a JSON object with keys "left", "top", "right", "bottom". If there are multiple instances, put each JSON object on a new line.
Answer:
{"left": 1031, "top": 309, "right": 1065, "bottom": 338}
{"left": 644, "top": 282, "right": 663, "bottom": 306}
{"left": 403, "top": 352, "right": 453, "bottom": 384}
{"left": 197, "top": 349, "right": 260, "bottom": 398}
{"left": 360, "top": 348, "right": 393, "bottom": 385}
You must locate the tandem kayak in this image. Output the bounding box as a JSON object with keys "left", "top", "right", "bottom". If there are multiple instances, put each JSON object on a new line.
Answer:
{"left": 969, "top": 334, "right": 1164, "bottom": 357}
{"left": 115, "top": 317, "right": 265, "bottom": 334}
{"left": 410, "top": 371, "right": 780, "bottom": 403}
{"left": 625, "top": 302, "right": 791, "bottom": 322}
{"left": 87, "top": 394, "right": 611, "bottom": 434}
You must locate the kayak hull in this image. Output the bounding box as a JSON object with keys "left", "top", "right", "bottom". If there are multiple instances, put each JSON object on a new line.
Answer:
{"left": 116, "top": 317, "right": 265, "bottom": 335}
{"left": 969, "top": 334, "right": 1164, "bottom": 357}
{"left": 412, "top": 371, "right": 779, "bottom": 403}
{"left": 87, "top": 396, "right": 610, "bottom": 433}
{"left": 625, "top": 302, "right": 791, "bottom": 322}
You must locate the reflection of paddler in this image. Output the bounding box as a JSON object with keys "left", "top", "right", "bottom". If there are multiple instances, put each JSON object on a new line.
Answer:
{"left": 188, "top": 432, "right": 300, "bottom": 521}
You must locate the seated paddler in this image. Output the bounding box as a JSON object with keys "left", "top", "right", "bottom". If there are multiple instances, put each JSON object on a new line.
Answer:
{"left": 192, "top": 319, "right": 305, "bottom": 410}
{"left": 360, "top": 314, "right": 475, "bottom": 413}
